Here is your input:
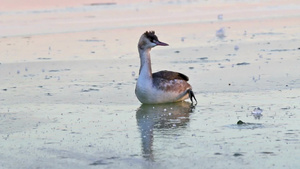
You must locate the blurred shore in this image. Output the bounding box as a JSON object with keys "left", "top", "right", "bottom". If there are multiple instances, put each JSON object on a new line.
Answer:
{"left": 1, "top": 0, "right": 299, "bottom": 97}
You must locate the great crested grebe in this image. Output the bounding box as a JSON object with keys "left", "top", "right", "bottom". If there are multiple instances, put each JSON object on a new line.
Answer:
{"left": 135, "top": 31, "right": 197, "bottom": 104}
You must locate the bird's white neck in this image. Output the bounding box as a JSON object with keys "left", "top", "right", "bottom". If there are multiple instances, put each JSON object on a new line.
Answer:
{"left": 138, "top": 48, "right": 152, "bottom": 80}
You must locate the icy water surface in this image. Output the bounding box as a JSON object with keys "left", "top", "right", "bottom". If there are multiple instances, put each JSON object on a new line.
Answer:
{"left": 0, "top": 57, "right": 299, "bottom": 169}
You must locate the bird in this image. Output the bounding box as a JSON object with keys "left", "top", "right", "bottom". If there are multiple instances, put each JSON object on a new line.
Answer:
{"left": 135, "top": 31, "right": 197, "bottom": 104}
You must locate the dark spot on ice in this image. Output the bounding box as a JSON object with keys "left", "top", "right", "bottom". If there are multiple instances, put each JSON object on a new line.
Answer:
{"left": 130, "top": 154, "right": 139, "bottom": 157}
{"left": 49, "top": 69, "right": 70, "bottom": 72}
{"left": 174, "top": 51, "right": 180, "bottom": 53}
{"left": 281, "top": 107, "right": 291, "bottom": 110}
{"left": 231, "top": 120, "right": 264, "bottom": 129}
{"left": 226, "top": 54, "right": 236, "bottom": 56}
{"left": 253, "top": 32, "right": 283, "bottom": 36}
{"left": 214, "top": 152, "right": 222, "bottom": 155}
{"left": 2, "top": 89, "right": 7, "bottom": 91}
{"left": 44, "top": 142, "right": 60, "bottom": 144}
{"left": 79, "top": 39, "right": 105, "bottom": 42}
{"left": 23, "top": 74, "right": 35, "bottom": 78}
{"left": 49, "top": 70, "right": 60, "bottom": 72}
{"left": 270, "top": 49, "right": 293, "bottom": 52}
{"left": 90, "top": 160, "right": 112, "bottom": 166}
{"left": 81, "top": 88, "right": 99, "bottom": 92}
{"left": 237, "top": 120, "right": 245, "bottom": 125}
{"left": 70, "top": 132, "right": 81, "bottom": 134}
{"left": 198, "top": 57, "right": 208, "bottom": 60}
{"left": 46, "top": 93, "right": 52, "bottom": 96}
{"left": 261, "top": 152, "right": 275, "bottom": 155}
{"left": 45, "top": 75, "right": 52, "bottom": 79}
{"left": 106, "top": 156, "right": 119, "bottom": 160}
{"left": 37, "top": 57, "right": 51, "bottom": 60}
{"left": 236, "top": 62, "right": 250, "bottom": 66}
{"left": 233, "top": 153, "right": 243, "bottom": 157}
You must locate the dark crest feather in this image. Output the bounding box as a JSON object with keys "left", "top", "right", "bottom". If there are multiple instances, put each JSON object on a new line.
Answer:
{"left": 144, "top": 31, "right": 158, "bottom": 42}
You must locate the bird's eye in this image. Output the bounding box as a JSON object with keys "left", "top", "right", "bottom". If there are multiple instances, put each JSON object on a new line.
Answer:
{"left": 150, "top": 38, "right": 155, "bottom": 43}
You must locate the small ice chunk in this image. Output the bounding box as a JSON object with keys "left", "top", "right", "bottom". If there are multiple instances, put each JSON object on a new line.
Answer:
{"left": 217, "top": 14, "right": 223, "bottom": 20}
{"left": 163, "top": 108, "right": 167, "bottom": 112}
{"left": 252, "top": 107, "right": 263, "bottom": 115}
{"left": 252, "top": 107, "right": 263, "bottom": 119}
{"left": 234, "top": 45, "right": 239, "bottom": 51}
{"left": 216, "top": 28, "right": 226, "bottom": 38}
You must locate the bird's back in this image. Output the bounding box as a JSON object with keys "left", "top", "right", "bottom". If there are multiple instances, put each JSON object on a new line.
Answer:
{"left": 152, "top": 70, "right": 191, "bottom": 94}
{"left": 152, "top": 70, "right": 189, "bottom": 81}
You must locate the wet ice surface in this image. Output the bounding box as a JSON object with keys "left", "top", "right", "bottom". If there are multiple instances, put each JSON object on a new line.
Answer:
{"left": 1, "top": 57, "right": 299, "bottom": 169}
{"left": 1, "top": 0, "right": 300, "bottom": 169}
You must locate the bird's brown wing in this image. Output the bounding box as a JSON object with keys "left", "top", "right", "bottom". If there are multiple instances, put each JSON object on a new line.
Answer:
{"left": 152, "top": 70, "right": 189, "bottom": 81}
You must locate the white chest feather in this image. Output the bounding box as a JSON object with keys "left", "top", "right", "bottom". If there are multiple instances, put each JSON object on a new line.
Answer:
{"left": 135, "top": 75, "right": 152, "bottom": 103}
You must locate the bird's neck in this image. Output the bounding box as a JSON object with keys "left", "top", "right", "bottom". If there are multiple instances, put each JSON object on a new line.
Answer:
{"left": 138, "top": 48, "right": 152, "bottom": 79}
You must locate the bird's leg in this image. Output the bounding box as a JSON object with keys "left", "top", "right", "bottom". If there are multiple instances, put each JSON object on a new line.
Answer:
{"left": 187, "top": 89, "right": 197, "bottom": 105}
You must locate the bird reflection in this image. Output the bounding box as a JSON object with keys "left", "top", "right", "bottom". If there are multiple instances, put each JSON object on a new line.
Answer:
{"left": 136, "top": 101, "right": 194, "bottom": 161}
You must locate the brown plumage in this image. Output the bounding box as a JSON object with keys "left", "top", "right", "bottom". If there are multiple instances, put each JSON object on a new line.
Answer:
{"left": 152, "top": 70, "right": 191, "bottom": 93}
{"left": 152, "top": 70, "right": 189, "bottom": 81}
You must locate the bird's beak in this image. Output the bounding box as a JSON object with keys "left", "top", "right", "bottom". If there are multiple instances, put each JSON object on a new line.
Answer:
{"left": 154, "top": 40, "right": 169, "bottom": 46}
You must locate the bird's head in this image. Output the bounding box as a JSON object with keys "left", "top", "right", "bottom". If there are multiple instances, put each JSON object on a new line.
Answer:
{"left": 138, "top": 31, "right": 169, "bottom": 50}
